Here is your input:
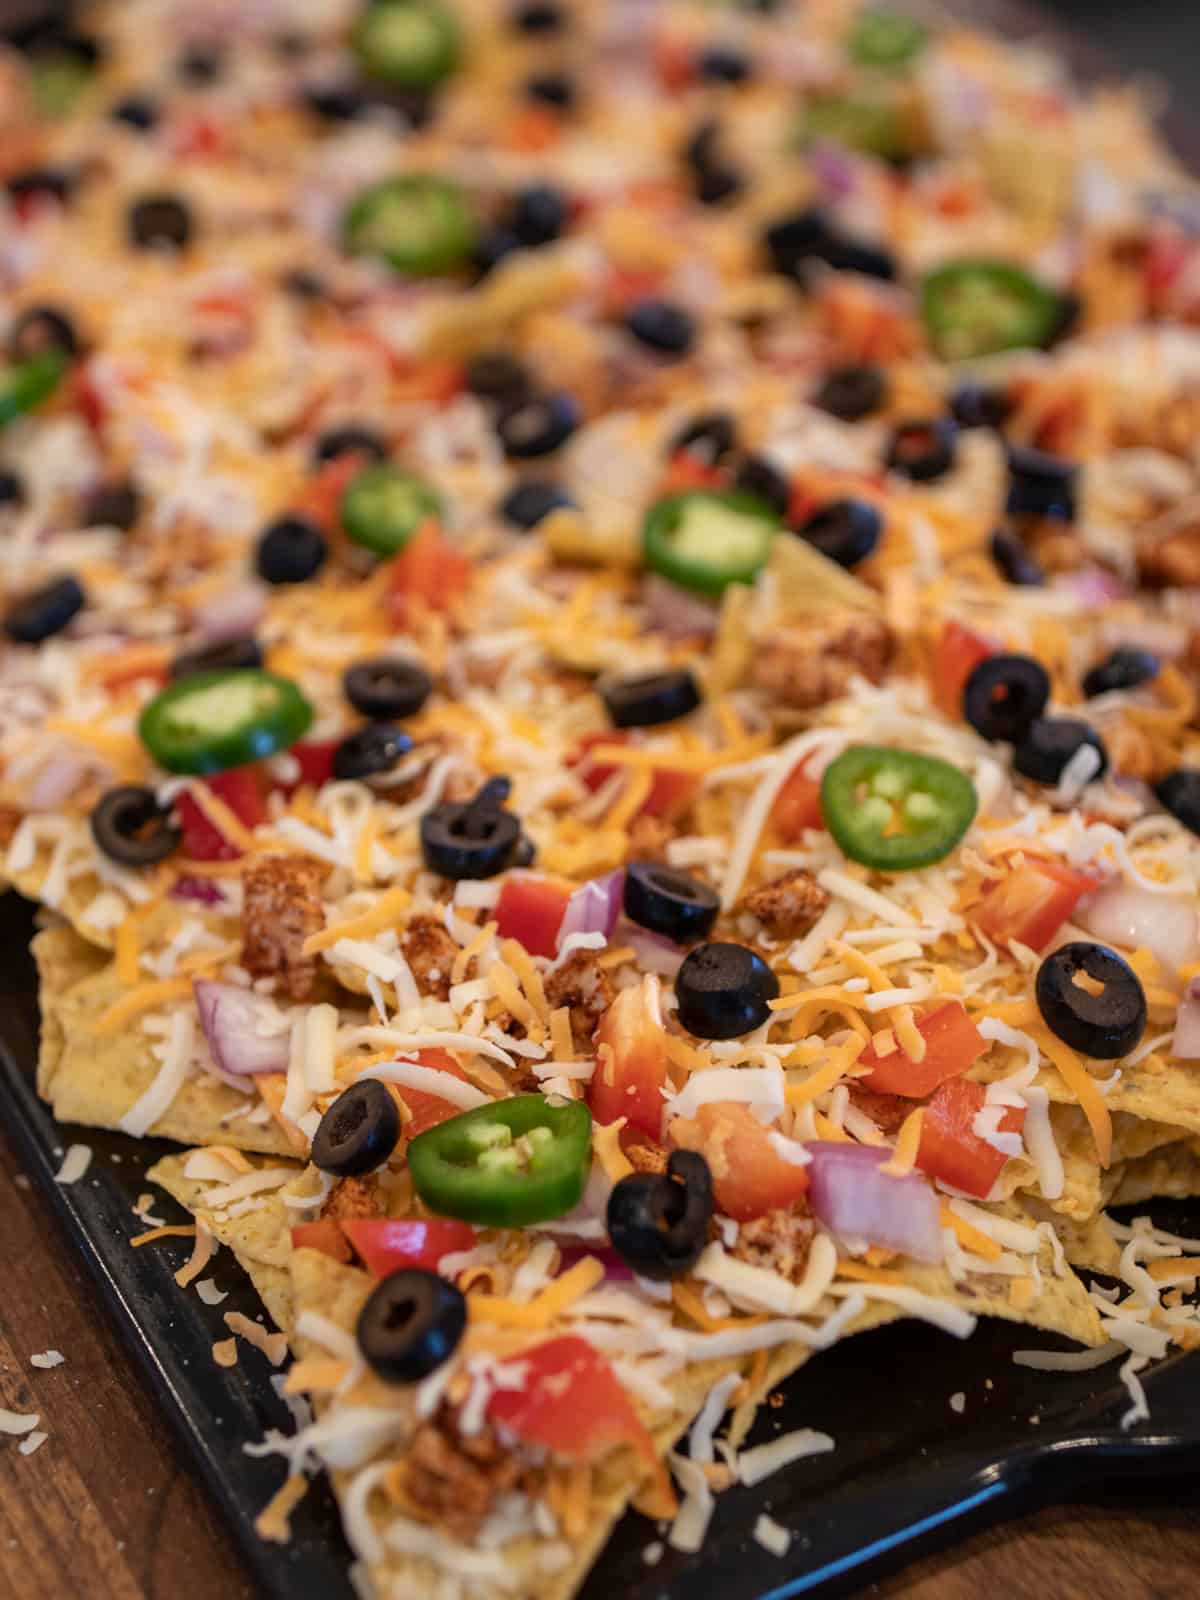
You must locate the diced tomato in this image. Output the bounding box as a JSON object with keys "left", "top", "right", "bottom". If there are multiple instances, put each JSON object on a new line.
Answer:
{"left": 669, "top": 1101, "right": 810, "bottom": 1221}
{"left": 857, "top": 1001, "right": 988, "bottom": 1098}
{"left": 494, "top": 875, "right": 574, "bottom": 959}
{"left": 786, "top": 480, "right": 818, "bottom": 527}
{"left": 916, "top": 1078, "right": 1024, "bottom": 1199}
{"left": 932, "top": 620, "right": 997, "bottom": 718}
{"left": 173, "top": 113, "right": 226, "bottom": 159}
{"left": 486, "top": 1334, "right": 658, "bottom": 1469}
{"left": 278, "top": 739, "right": 339, "bottom": 795}
{"left": 297, "top": 454, "right": 367, "bottom": 535}
{"left": 290, "top": 1219, "right": 353, "bottom": 1263}
{"left": 504, "top": 104, "right": 562, "bottom": 152}
{"left": 772, "top": 759, "right": 825, "bottom": 842}
{"left": 397, "top": 1049, "right": 474, "bottom": 1139}
{"left": 658, "top": 450, "right": 730, "bottom": 495}
{"left": 603, "top": 265, "right": 668, "bottom": 316}
{"left": 591, "top": 978, "right": 670, "bottom": 1141}
{"left": 341, "top": 1217, "right": 476, "bottom": 1277}
{"left": 570, "top": 732, "right": 697, "bottom": 822}
{"left": 653, "top": 34, "right": 696, "bottom": 92}
{"left": 71, "top": 362, "right": 107, "bottom": 437}
{"left": 175, "top": 766, "right": 267, "bottom": 861}
{"left": 973, "top": 856, "right": 1100, "bottom": 954}
{"left": 1144, "top": 230, "right": 1200, "bottom": 319}
{"left": 387, "top": 521, "right": 471, "bottom": 629}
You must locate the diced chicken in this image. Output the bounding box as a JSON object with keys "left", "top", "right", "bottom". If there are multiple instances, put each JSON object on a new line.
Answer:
{"left": 543, "top": 950, "right": 614, "bottom": 1047}
{"left": 847, "top": 1085, "right": 909, "bottom": 1139}
{"left": 400, "top": 913, "right": 460, "bottom": 1001}
{"left": 624, "top": 1135, "right": 670, "bottom": 1177}
{"left": 241, "top": 855, "right": 327, "bottom": 1001}
{"left": 319, "top": 1174, "right": 385, "bottom": 1223}
{"left": 1139, "top": 526, "right": 1200, "bottom": 589}
{"left": 402, "top": 1409, "right": 526, "bottom": 1541}
{"left": 732, "top": 1203, "right": 815, "bottom": 1283}
{"left": 626, "top": 812, "right": 675, "bottom": 862}
{"left": 751, "top": 612, "right": 894, "bottom": 709}
{"left": 739, "top": 868, "right": 830, "bottom": 939}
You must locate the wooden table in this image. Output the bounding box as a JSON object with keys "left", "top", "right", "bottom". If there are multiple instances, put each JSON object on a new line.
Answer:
{"left": 3, "top": 1122, "right": 1198, "bottom": 1600}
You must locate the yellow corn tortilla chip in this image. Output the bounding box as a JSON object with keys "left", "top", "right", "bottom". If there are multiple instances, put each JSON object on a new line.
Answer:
{"left": 1001, "top": 1105, "right": 1191, "bottom": 1221}
{"left": 289, "top": 1246, "right": 739, "bottom": 1600}
{"left": 1108, "top": 1138, "right": 1200, "bottom": 1209}
{"left": 149, "top": 1151, "right": 301, "bottom": 1336}
{"left": 976, "top": 1045, "right": 1200, "bottom": 1145}
{"left": 1020, "top": 1200, "right": 1124, "bottom": 1277}
{"left": 36, "top": 926, "right": 295, "bottom": 1156}
{"left": 728, "top": 1200, "right": 1105, "bottom": 1447}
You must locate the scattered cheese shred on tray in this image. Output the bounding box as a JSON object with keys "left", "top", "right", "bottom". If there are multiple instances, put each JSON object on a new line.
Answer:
{"left": 224, "top": 1313, "right": 288, "bottom": 1367}
{"left": 255, "top": 1473, "right": 309, "bottom": 1544}
{"left": 130, "top": 1224, "right": 196, "bottom": 1248}
{"left": 753, "top": 1514, "right": 792, "bottom": 1557}
{"left": 175, "top": 1220, "right": 216, "bottom": 1288}
{"left": 54, "top": 1144, "right": 92, "bottom": 1184}
{"left": 212, "top": 1339, "right": 239, "bottom": 1369}
{"left": 737, "top": 1428, "right": 837, "bottom": 1487}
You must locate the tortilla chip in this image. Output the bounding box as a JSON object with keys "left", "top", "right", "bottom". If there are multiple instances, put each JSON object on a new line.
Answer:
{"left": 976, "top": 1045, "right": 1200, "bottom": 1146}
{"left": 37, "top": 926, "right": 295, "bottom": 1156}
{"left": 1107, "top": 1138, "right": 1200, "bottom": 1209}
{"left": 1003, "top": 1105, "right": 1191, "bottom": 1221}
{"left": 289, "top": 1247, "right": 738, "bottom": 1600}
{"left": 149, "top": 1151, "right": 300, "bottom": 1335}
{"left": 1019, "top": 1200, "right": 1123, "bottom": 1276}
{"left": 727, "top": 1199, "right": 1104, "bottom": 1447}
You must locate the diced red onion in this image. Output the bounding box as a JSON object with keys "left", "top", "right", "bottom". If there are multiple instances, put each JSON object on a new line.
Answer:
{"left": 557, "top": 869, "right": 624, "bottom": 950}
{"left": 192, "top": 582, "right": 266, "bottom": 646}
{"left": 170, "top": 875, "right": 226, "bottom": 907}
{"left": 1077, "top": 879, "right": 1199, "bottom": 981}
{"left": 1172, "top": 979, "right": 1200, "bottom": 1058}
{"left": 806, "top": 1141, "right": 943, "bottom": 1264}
{"left": 642, "top": 575, "right": 720, "bottom": 640}
{"left": 557, "top": 1245, "right": 635, "bottom": 1284}
{"left": 621, "top": 922, "right": 686, "bottom": 978}
{"left": 29, "top": 755, "right": 89, "bottom": 811}
{"left": 194, "top": 980, "right": 289, "bottom": 1076}
{"left": 810, "top": 141, "right": 859, "bottom": 201}
{"left": 1052, "top": 568, "right": 1129, "bottom": 608}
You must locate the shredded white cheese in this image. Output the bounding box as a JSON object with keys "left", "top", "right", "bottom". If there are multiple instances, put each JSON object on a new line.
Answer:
{"left": 54, "top": 1143, "right": 92, "bottom": 1184}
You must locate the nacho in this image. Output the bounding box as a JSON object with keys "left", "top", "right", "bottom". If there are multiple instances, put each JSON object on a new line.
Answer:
{"left": 6, "top": 0, "right": 1200, "bottom": 1591}
{"left": 37, "top": 925, "right": 295, "bottom": 1157}
{"left": 149, "top": 1149, "right": 300, "bottom": 1335}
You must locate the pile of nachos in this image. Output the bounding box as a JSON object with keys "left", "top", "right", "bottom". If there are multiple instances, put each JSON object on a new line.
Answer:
{"left": 5, "top": 0, "right": 1200, "bottom": 1591}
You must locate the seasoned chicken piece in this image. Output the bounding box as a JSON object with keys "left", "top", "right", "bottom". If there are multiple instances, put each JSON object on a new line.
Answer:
{"left": 403, "top": 1411, "right": 526, "bottom": 1541}
{"left": 627, "top": 812, "right": 675, "bottom": 861}
{"left": 751, "top": 612, "right": 894, "bottom": 709}
{"left": 739, "top": 868, "right": 830, "bottom": 938}
{"left": 732, "top": 1204, "right": 815, "bottom": 1283}
{"left": 1139, "top": 526, "right": 1200, "bottom": 589}
{"left": 543, "top": 950, "right": 614, "bottom": 1046}
{"left": 624, "top": 1135, "right": 670, "bottom": 1177}
{"left": 847, "top": 1085, "right": 910, "bottom": 1139}
{"left": 400, "top": 912, "right": 460, "bottom": 1000}
{"left": 320, "top": 1174, "right": 385, "bottom": 1223}
{"left": 241, "top": 855, "right": 327, "bottom": 1001}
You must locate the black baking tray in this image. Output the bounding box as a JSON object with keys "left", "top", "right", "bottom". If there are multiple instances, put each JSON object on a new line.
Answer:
{"left": 3, "top": 886, "right": 1200, "bottom": 1600}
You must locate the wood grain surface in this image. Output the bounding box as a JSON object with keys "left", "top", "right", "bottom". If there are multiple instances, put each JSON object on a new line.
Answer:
{"left": 2, "top": 1119, "right": 1199, "bottom": 1600}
